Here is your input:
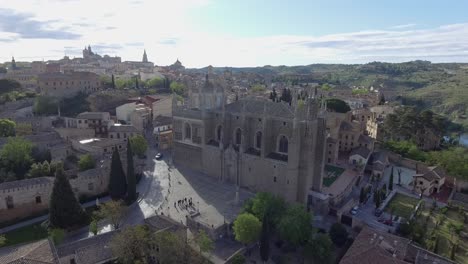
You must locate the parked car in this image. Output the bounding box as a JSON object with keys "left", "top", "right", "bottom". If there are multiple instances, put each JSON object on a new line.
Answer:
{"left": 383, "top": 219, "right": 393, "bottom": 226}
{"left": 155, "top": 153, "right": 163, "bottom": 160}
{"left": 350, "top": 206, "right": 359, "bottom": 215}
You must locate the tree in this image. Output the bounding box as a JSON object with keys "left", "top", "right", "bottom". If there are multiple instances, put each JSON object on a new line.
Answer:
{"left": 277, "top": 204, "right": 312, "bottom": 246}
{"left": 109, "top": 148, "right": 127, "bottom": 200}
{"left": 233, "top": 213, "right": 261, "bottom": 244}
{"left": 389, "top": 166, "right": 394, "bottom": 191}
{"left": 126, "top": 140, "right": 137, "bottom": 203}
{"left": 0, "top": 137, "right": 34, "bottom": 178}
{"left": 33, "top": 96, "right": 58, "bottom": 115}
{"left": 129, "top": 135, "right": 148, "bottom": 158}
{"left": 0, "top": 235, "right": 6, "bottom": 247}
{"left": 111, "top": 74, "right": 116, "bottom": 89}
{"left": 110, "top": 225, "right": 151, "bottom": 264}
{"left": 78, "top": 154, "right": 96, "bottom": 171}
{"left": 279, "top": 88, "right": 292, "bottom": 104}
{"left": 269, "top": 88, "right": 277, "bottom": 101}
{"left": 374, "top": 190, "right": 382, "bottom": 208}
{"left": 153, "top": 230, "right": 187, "bottom": 264}
{"left": 90, "top": 219, "right": 98, "bottom": 236}
{"left": 329, "top": 223, "right": 348, "bottom": 247}
{"left": 250, "top": 192, "right": 285, "bottom": 227}
{"left": 450, "top": 242, "right": 457, "bottom": 261}
{"left": 49, "top": 164, "right": 87, "bottom": 229}
{"left": 170, "top": 81, "right": 186, "bottom": 96}
{"left": 96, "top": 200, "right": 127, "bottom": 230}
{"left": 195, "top": 229, "right": 214, "bottom": 256}
{"left": 146, "top": 77, "right": 164, "bottom": 88}
{"left": 49, "top": 228, "right": 65, "bottom": 245}
{"left": 397, "top": 168, "right": 402, "bottom": 185}
{"left": 0, "top": 119, "right": 16, "bottom": 137}
{"left": 230, "top": 254, "right": 246, "bottom": 264}
{"left": 260, "top": 213, "right": 270, "bottom": 262}
{"left": 359, "top": 187, "right": 366, "bottom": 204}
{"left": 326, "top": 98, "right": 351, "bottom": 113}
{"left": 305, "top": 233, "right": 333, "bottom": 264}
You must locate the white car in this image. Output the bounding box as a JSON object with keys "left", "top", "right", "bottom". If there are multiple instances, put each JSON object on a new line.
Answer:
{"left": 350, "top": 206, "right": 359, "bottom": 215}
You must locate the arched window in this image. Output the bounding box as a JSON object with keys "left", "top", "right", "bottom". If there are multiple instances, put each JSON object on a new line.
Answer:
{"left": 216, "top": 125, "right": 222, "bottom": 141}
{"left": 278, "top": 135, "right": 288, "bottom": 153}
{"left": 255, "top": 131, "right": 262, "bottom": 149}
{"left": 235, "top": 128, "right": 242, "bottom": 145}
{"left": 184, "top": 123, "right": 191, "bottom": 140}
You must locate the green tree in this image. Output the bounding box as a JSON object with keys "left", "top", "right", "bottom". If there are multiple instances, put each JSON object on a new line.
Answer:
{"left": 108, "top": 148, "right": 127, "bottom": 200}
{"left": 96, "top": 200, "right": 127, "bottom": 230}
{"left": 78, "top": 154, "right": 96, "bottom": 171}
{"left": 0, "top": 119, "right": 16, "bottom": 137}
{"left": 49, "top": 164, "right": 87, "bottom": 229}
{"left": 305, "top": 233, "right": 333, "bottom": 264}
{"left": 33, "top": 96, "right": 58, "bottom": 115}
{"left": 359, "top": 187, "right": 366, "bottom": 204}
{"left": 170, "top": 81, "right": 186, "bottom": 96}
{"left": 277, "top": 204, "right": 312, "bottom": 246}
{"left": 329, "top": 223, "right": 348, "bottom": 247}
{"left": 250, "top": 192, "right": 285, "bottom": 227}
{"left": 0, "top": 234, "right": 6, "bottom": 247}
{"left": 260, "top": 213, "right": 270, "bottom": 262}
{"left": 146, "top": 77, "right": 164, "bottom": 88}
{"left": 326, "top": 98, "right": 351, "bottom": 113}
{"left": 230, "top": 254, "right": 246, "bottom": 264}
{"left": 111, "top": 74, "right": 116, "bottom": 89}
{"left": 389, "top": 166, "right": 394, "bottom": 191}
{"left": 129, "top": 135, "right": 148, "bottom": 158}
{"left": 49, "top": 228, "right": 65, "bottom": 245}
{"left": 0, "top": 137, "right": 34, "bottom": 179}
{"left": 90, "top": 219, "right": 98, "bottom": 236}
{"left": 269, "top": 88, "right": 277, "bottom": 101}
{"left": 195, "top": 229, "right": 214, "bottom": 256}
{"left": 153, "top": 230, "right": 187, "bottom": 264}
{"left": 233, "top": 213, "right": 261, "bottom": 244}
{"left": 126, "top": 140, "right": 137, "bottom": 203}
{"left": 110, "top": 225, "right": 151, "bottom": 264}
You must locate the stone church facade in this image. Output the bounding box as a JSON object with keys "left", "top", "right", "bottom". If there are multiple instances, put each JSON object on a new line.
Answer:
{"left": 172, "top": 76, "right": 328, "bottom": 206}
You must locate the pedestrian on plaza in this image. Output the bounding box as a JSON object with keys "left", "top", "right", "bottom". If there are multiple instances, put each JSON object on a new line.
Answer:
{"left": 174, "top": 202, "right": 176, "bottom": 208}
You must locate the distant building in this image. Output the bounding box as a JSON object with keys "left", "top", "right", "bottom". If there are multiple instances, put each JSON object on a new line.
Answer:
{"left": 75, "top": 112, "right": 114, "bottom": 137}
{"left": 37, "top": 71, "right": 101, "bottom": 98}
{"left": 116, "top": 102, "right": 151, "bottom": 131}
{"left": 108, "top": 124, "right": 139, "bottom": 140}
{"left": 153, "top": 115, "right": 173, "bottom": 149}
{"left": 142, "top": 49, "right": 148, "bottom": 63}
{"left": 412, "top": 166, "right": 446, "bottom": 195}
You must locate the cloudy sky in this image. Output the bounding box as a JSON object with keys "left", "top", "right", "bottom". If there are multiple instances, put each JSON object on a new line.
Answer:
{"left": 1, "top": 0, "right": 468, "bottom": 67}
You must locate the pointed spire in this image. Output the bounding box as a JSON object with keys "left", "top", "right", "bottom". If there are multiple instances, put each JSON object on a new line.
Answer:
{"left": 142, "top": 49, "right": 148, "bottom": 63}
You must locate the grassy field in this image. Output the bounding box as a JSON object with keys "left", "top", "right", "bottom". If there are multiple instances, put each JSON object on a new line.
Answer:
{"left": 417, "top": 207, "right": 468, "bottom": 263}
{"left": 385, "top": 193, "right": 420, "bottom": 219}
{"left": 324, "top": 165, "right": 345, "bottom": 187}
{"left": 1, "top": 223, "right": 48, "bottom": 247}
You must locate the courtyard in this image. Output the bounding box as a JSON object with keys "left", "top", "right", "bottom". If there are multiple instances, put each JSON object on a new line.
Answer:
{"left": 385, "top": 193, "right": 420, "bottom": 219}
{"left": 324, "top": 165, "right": 346, "bottom": 187}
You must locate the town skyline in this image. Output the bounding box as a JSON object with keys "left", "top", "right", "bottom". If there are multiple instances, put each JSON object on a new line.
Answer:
{"left": 1, "top": 0, "right": 468, "bottom": 67}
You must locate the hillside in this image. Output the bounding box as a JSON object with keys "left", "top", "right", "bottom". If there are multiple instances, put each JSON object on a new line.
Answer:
{"left": 207, "top": 61, "right": 468, "bottom": 130}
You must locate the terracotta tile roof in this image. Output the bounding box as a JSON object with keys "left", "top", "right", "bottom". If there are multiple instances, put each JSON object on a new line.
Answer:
{"left": 0, "top": 239, "right": 58, "bottom": 264}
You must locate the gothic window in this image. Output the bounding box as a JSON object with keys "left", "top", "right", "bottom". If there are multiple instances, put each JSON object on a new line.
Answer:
{"left": 278, "top": 135, "right": 288, "bottom": 153}
{"left": 255, "top": 131, "right": 262, "bottom": 149}
{"left": 5, "top": 196, "right": 13, "bottom": 209}
{"left": 185, "top": 123, "right": 192, "bottom": 140}
{"left": 235, "top": 128, "right": 242, "bottom": 145}
{"left": 35, "top": 196, "right": 42, "bottom": 204}
{"left": 216, "top": 125, "right": 222, "bottom": 141}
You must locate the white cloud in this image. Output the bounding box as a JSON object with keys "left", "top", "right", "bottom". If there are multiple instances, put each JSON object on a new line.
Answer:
{"left": 0, "top": 0, "right": 467, "bottom": 67}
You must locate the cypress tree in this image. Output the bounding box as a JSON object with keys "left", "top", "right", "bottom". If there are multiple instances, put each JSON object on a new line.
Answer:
{"left": 389, "top": 166, "right": 394, "bottom": 191}
{"left": 260, "top": 213, "right": 270, "bottom": 262}
{"left": 49, "top": 163, "right": 87, "bottom": 229}
{"left": 126, "top": 140, "right": 137, "bottom": 203}
{"left": 111, "top": 74, "right": 115, "bottom": 89}
{"left": 359, "top": 187, "right": 365, "bottom": 204}
{"left": 109, "top": 148, "right": 127, "bottom": 200}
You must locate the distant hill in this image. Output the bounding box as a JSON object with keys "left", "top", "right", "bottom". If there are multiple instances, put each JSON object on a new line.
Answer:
{"left": 200, "top": 61, "right": 468, "bottom": 130}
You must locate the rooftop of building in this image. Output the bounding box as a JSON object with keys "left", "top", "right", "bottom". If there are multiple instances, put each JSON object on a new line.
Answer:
{"left": 109, "top": 124, "right": 138, "bottom": 133}
{"left": 0, "top": 239, "right": 58, "bottom": 264}
{"left": 340, "top": 226, "right": 454, "bottom": 264}
{"left": 154, "top": 115, "right": 172, "bottom": 126}
{"left": 350, "top": 146, "right": 371, "bottom": 159}
{"left": 76, "top": 112, "right": 109, "bottom": 120}
{"left": 0, "top": 177, "right": 54, "bottom": 191}
{"left": 78, "top": 138, "right": 124, "bottom": 148}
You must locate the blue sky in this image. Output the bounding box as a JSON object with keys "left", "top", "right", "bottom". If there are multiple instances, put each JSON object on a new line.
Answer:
{"left": 0, "top": 0, "right": 468, "bottom": 67}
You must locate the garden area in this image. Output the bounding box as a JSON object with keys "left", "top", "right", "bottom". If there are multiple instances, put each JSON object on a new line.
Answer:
{"left": 1, "top": 223, "right": 48, "bottom": 247}
{"left": 324, "top": 165, "right": 345, "bottom": 187}
{"left": 384, "top": 193, "right": 420, "bottom": 219}
{"left": 398, "top": 204, "right": 468, "bottom": 263}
